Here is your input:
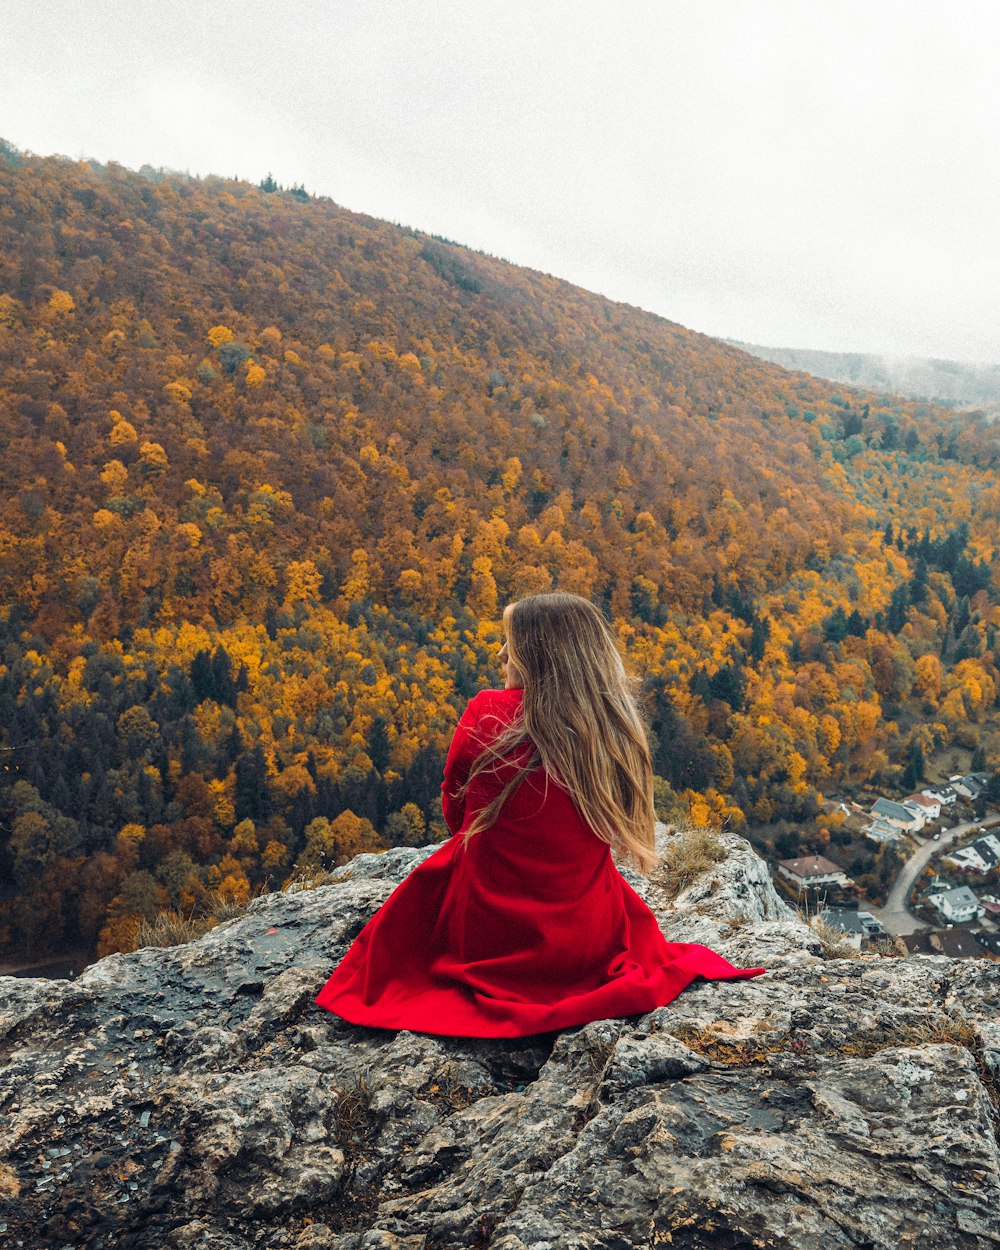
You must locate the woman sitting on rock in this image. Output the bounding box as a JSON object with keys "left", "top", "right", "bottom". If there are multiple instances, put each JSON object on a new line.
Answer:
{"left": 315, "top": 591, "right": 763, "bottom": 1037}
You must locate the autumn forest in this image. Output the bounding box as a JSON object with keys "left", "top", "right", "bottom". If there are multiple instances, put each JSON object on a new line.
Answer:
{"left": 3, "top": 139, "right": 1000, "bottom": 965}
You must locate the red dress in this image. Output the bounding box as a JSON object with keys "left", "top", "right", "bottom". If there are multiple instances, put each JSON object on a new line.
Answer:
{"left": 314, "top": 687, "right": 764, "bottom": 1037}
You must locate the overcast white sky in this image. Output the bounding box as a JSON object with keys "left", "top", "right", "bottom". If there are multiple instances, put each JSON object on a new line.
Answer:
{"left": 3, "top": 1, "right": 999, "bottom": 362}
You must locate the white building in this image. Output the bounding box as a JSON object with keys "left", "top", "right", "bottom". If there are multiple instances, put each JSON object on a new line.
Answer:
{"left": 777, "top": 855, "right": 850, "bottom": 892}
{"left": 951, "top": 773, "right": 988, "bottom": 800}
{"left": 977, "top": 833, "right": 1000, "bottom": 861}
{"left": 904, "top": 793, "right": 941, "bottom": 822}
{"left": 932, "top": 886, "right": 985, "bottom": 925}
{"left": 944, "top": 846, "right": 991, "bottom": 873}
{"left": 922, "top": 785, "right": 958, "bottom": 807}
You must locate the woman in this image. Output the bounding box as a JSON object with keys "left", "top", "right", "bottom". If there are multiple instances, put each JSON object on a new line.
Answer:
{"left": 314, "top": 592, "right": 763, "bottom": 1037}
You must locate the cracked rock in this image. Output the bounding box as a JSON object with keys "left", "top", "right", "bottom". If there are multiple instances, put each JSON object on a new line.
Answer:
{"left": 1, "top": 828, "right": 999, "bottom": 1249}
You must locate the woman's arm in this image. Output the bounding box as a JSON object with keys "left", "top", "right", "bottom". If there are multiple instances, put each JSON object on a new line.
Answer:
{"left": 440, "top": 695, "right": 484, "bottom": 836}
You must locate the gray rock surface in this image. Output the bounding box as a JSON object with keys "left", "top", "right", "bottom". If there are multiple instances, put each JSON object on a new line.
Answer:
{"left": 2, "top": 828, "right": 999, "bottom": 1249}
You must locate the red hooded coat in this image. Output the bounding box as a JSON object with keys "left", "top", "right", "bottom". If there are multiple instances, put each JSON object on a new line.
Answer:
{"left": 315, "top": 687, "right": 763, "bottom": 1037}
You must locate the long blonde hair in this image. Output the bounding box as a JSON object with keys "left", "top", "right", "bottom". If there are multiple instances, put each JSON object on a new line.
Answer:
{"left": 459, "top": 592, "right": 657, "bottom": 872}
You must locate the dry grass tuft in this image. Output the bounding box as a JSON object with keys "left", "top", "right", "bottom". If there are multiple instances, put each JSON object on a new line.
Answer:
{"left": 137, "top": 909, "right": 220, "bottom": 949}
{"left": 655, "top": 826, "right": 727, "bottom": 902}
{"left": 806, "top": 913, "right": 862, "bottom": 960}
{"left": 333, "top": 1067, "right": 381, "bottom": 1161}
{"left": 138, "top": 887, "right": 268, "bottom": 949}
{"left": 139, "top": 866, "right": 353, "bottom": 951}
{"left": 672, "top": 1022, "right": 791, "bottom": 1067}
{"left": 673, "top": 1015, "right": 980, "bottom": 1069}
{"left": 282, "top": 868, "right": 336, "bottom": 893}
{"left": 424, "top": 1074, "right": 491, "bottom": 1114}
{"left": 835, "top": 1017, "right": 979, "bottom": 1058}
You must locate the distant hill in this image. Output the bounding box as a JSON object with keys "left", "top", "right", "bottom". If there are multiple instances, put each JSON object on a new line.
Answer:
{"left": 2, "top": 138, "right": 1000, "bottom": 964}
{"left": 727, "top": 340, "right": 1000, "bottom": 413}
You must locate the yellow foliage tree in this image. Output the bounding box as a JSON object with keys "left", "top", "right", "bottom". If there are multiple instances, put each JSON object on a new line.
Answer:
{"left": 48, "top": 289, "right": 76, "bottom": 316}
{"left": 285, "top": 559, "right": 322, "bottom": 605}
{"left": 139, "top": 441, "right": 169, "bottom": 473}
{"left": 468, "top": 556, "right": 498, "bottom": 620}
{"left": 100, "top": 460, "right": 129, "bottom": 494}
{"left": 914, "top": 653, "right": 942, "bottom": 703}
{"left": 110, "top": 419, "right": 138, "bottom": 447}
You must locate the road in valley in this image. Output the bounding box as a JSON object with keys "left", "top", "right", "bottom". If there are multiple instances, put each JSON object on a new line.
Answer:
{"left": 868, "top": 817, "right": 983, "bottom": 935}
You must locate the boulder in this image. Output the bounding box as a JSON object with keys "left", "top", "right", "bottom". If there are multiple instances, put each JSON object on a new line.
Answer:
{"left": 1, "top": 830, "right": 998, "bottom": 1249}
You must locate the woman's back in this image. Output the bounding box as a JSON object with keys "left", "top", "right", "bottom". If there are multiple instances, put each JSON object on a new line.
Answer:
{"left": 435, "top": 687, "right": 628, "bottom": 987}
{"left": 314, "top": 591, "right": 763, "bottom": 1038}
{"left": 445, "top": 686, "right": 611, "bottom": 882}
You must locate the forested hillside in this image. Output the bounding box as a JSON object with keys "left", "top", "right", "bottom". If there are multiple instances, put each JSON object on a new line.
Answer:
{"left": 3, "top": 141, "right": 1000, "bottom": 963}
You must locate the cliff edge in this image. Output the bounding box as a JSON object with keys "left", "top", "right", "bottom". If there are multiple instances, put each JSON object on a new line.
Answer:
{"left": 2, "top": 830, "right": 999, "bottom": 1250}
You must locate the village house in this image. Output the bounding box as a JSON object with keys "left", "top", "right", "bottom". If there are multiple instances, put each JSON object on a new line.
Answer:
{"left": 815, "top": 907, "right": 885, "bottom": 951}
{"left": 903, "top": 793, "right": 941, "bottom": 822}
{"left": 897, "top": 930, "right": 993, "bottom": 959}
{"left": 776, "top": 855, "right": 850, "bottom": 892}
{"left": 943, "top": 835, "right": 1000, "bottom": 873}
{"left": 922, "top": 784, "right": 958, "bottom": 807}
{"left": 980, "top": 894, "right": 1000, "bottom": 918}
{"left": 973, "top": 931, "right": 1000, "bottom": 958}
{"left": 977, "top": 832, "right": 1000, "bottom": 860}
{"left": 870, "top": 797, "right": 924, "bottom": 832}
{"left": 951, "top": 772, "right": 988, "bottom": 800}
{"left": 897, "top": 931, "right": 937, "bottom": 956}
{"left": 944, "top": 845, "right": 992, "bottom": 873}
{"left": 931, "top": 886, "right": 985, "bottom": 925}
{"left": 930, "top": 930, "right": 996, "bottom": 960}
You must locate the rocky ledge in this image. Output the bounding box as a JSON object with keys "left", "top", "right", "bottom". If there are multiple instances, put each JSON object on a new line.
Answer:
{"left": 2, "top": 829, "right": 1000, "bottom": 1250}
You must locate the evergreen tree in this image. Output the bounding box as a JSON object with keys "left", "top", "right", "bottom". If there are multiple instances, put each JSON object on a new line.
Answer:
{"left": 886, "top": 584, "right": 909, "bottom": 632}
{"left": 689, "top": 669, "right": 712, "bottom": 705}
{"left": 953, "top": 595, "right": 971, "bottom": 638}
{"left": 909, "top": 555, "right": 928, "bottom": 606}
{"left": 748, "top": 615, "right": 770, "bottom": 662}
{"left": 708, "top": 661, "right": 745, "bottom": 711}
{"left": 823, "top": 605, "right": 848, "bottom": 643}
{"left": 210, "top": 646, "right": 237, "bottom": 707}
{"left": 368, "top": 716, "right": 391, "bottom": 772}
{"left": 189, "top": 649, "right": 214, "bottom": 702}
{"left": 644, "top": 684, "right": 718, "bottom": 791}
{"left": 235, "top": 745, "right": 271, "bottom": 821}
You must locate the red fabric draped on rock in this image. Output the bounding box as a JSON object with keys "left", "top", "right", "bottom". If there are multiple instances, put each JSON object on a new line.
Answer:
{"left": 315, "top": 687, "right": 764, "bottom": 1037}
